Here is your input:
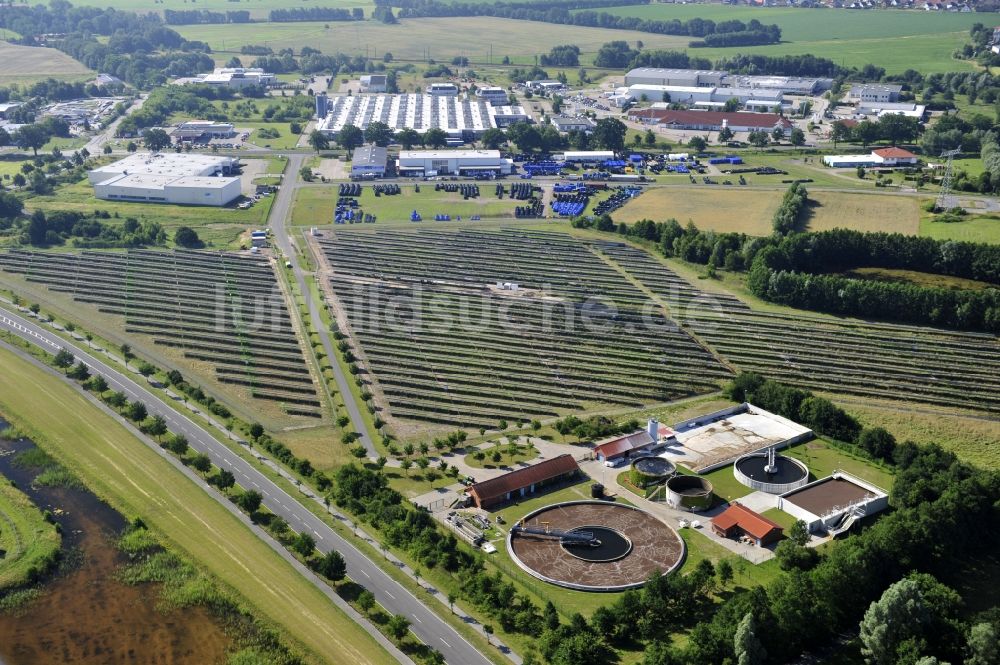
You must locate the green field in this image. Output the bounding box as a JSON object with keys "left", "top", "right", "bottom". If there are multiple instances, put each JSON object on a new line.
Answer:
{"left": 292, "top": 184, "right": 522, "bottom": 226}
{"left": 21, "top": 178, "right": 270, "bottom": 249}
{"left": 174, "top": 16, "right": 691, "bottom": 65}
{"left": 841, "top": 267, "right": 996, "bottom": 291}
{"left": 834, "top": 397, "right": 1000, "bottom": 471}
{"left": 920, "top": 211, "right": 1000, "bottom": 244}
{"left": 95, "top": 0, "right": 372, "bottom": 20}
{"left": 581, "top": 5, "right": 985, "bottom": 74}
{"left": 0, "top": 347, "right": 394, "bottom": 665}
{"left": 0, "top": 42, "right": 93, "bottom": 86}
{"left": 0, "top": 469, "right": 61, "bottom": 590}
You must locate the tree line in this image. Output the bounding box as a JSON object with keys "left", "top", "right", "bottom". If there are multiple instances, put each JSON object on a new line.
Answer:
{"left": 269, "top": 7, "right": 365, "bottom": 22}
{"left": 163, "top": 9, "right": 251, "bottom": 25}
{"left": 386, "top": 0, "right": 780, "bottom": 44}
{"left": 578, "top": 212, "right": 1000, "bottom": 332}
{"left": 771, "top": 182, "right": 809, "bottom": 235}
{"left": 0, "top": 1, "right": 213, "bottom": 88}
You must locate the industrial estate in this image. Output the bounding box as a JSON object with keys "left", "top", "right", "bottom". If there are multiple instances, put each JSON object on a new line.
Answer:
{"left": 0, "top": 2, "right": 998, "bottom": 665}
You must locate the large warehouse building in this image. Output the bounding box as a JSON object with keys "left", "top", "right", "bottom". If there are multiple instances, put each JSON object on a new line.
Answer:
{"left": 627, "top": 109, "right": 793, "bottom": 136}
{"left": 624, "top": 68, "right": 832, "bottom": 95}
{"left": 315, "top": 93, "right": 528, "bottom": 141}
{"left": 397, "top": 149, "right": 514, "bottom": 176}
{"left": 621, "top": 84, "right": 783, "bottom": 110}
{"left": 88, "top": 153, "right": 242, "bottom": 206}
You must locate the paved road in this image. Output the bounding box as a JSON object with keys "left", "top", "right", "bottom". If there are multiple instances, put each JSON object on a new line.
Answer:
{"left": 0, "top": 308, "right": 493, "bottom": 665}
{"left": 83, "top": 94, "right": 147, "bottom": 155}
{"left": 267, "top": 153, "right": 378, "bottom": 457}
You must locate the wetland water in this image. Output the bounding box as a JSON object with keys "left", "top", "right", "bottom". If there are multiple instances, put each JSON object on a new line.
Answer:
{"left": 0, "top": 419, "right": 231, "bottom": 665}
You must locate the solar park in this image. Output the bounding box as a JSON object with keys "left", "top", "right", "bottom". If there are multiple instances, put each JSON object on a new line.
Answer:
{"left": 0, "top": 249, "right": 323, "bottom": 423}
{"left": 315, "top": 227, "right": 1000, "bottom": 434}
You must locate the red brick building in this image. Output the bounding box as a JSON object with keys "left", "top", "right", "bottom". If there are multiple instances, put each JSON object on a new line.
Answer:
{"left": 466, "top": 455, "right": 580, "bottom": 509}
{"left": 711, "top": 502, "right": 784, "bottom": 546}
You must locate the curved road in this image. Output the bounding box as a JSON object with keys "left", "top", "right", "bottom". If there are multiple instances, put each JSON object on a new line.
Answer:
{"left": 0, "top": 307, "right": 492, "bottom": 665}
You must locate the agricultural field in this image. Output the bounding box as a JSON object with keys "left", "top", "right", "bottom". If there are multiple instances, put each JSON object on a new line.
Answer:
{"left": 292, "top": 184, "right": 525, "bottom": 227}
{"left": 173, "top": 17, "right": 692, "bottom": 66}
{"left": 594, "top": 241, "right": 1000, "bottom": 414}
{"left": 0, "top": 42, "right": 93, "bottom": 86}
{"left": 0, "top": 250, "right": 324, "bottom": 427}
{"left": 21, "top": 177, "right": 271, "bottom": 250}
{"left": 580, "top": 5, "right": 986, "bottom": 74}
{"left": 0, "top": 468, "right": 61, "bottom": 590}
{"left": 613, "top": 187, "right": 921, "bottom": 236}
{"left": 839, "top": 267, "right": 996, "bottom": 291}
{"left": 315, "top": 227, "right": 732, "bottom": 433}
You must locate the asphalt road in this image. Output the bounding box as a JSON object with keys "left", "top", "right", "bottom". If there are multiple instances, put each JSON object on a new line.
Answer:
{"left": 267, "top": 153, "right": 378, "bottom": 457}
{"left": 0, "top": 308, "right": 493, "bottom": 665}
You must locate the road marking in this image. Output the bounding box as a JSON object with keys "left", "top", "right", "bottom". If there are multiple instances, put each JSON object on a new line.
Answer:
{"left": 252, "top": 482, "right": 260, "bottom": 488}
{"left": 385, "top": 591, "right": 395, "bottom": 600}
{"left": 223, "top": 457, "right": 231, "bottom": 465}
{"left": 441, "top": 639, "right": 451, "bottom": 648}
{"left": 413, "top": 616, "right": 422, "bottom": 624}
{"left": 360, "top": 570, "right": 370, "bottom": 578}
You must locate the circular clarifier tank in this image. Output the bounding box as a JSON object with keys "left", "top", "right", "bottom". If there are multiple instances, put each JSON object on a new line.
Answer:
{"left": 561, "top": 526, "right": 632, "bottom": 562}
{"left": 734, "top": 453, "right": 809, "bottom": 494}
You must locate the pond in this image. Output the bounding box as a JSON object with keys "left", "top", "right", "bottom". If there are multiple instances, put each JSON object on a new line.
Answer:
{"left": 0, "top": 418, "right": 231, "bottom": 665}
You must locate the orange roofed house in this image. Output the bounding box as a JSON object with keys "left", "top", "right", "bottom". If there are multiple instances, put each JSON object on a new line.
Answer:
{"left": 466, "top": 454, "right": 580, "bottom": 509}
{"left": 711, "top": 502, "right": 784, "bottom": 546}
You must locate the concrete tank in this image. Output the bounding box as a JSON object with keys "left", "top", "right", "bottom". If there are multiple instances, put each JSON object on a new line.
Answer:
{"left": 666, "top": 475, "right": 714, "bottom": 512}
{"left": 630, "top": 456, "right": 676, "bottom": 488}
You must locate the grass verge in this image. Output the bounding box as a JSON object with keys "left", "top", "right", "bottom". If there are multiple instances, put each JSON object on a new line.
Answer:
{"left": 0, "top": 345, "right": 395, "bottom": 665}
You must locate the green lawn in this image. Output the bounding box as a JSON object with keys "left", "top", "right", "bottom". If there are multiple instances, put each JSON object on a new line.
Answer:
{"left": 242, "top": 122, "right": 304, "bottom": 150}
{"left": 0, "top": 347, "right": 394, "bottom": 665}
{"left": 464, "top": 442, "right": 538, "bottom": 469}
{"left": 783, "top": 439, "right": 895, "bottom": 491}
{"left": 920, "top": 211, "right": 1000, "bottom": 244}
{"left": 0, "top": 158, "right": 31, "bottom": 180}
{"left": 0, "top": 470, "right": 61, "bottom": 590}
{"left": 22, "top": 178, "right": 270, "bottom": 249}
{"left": 292, "top": 184, "right": 522, "bottom": 226}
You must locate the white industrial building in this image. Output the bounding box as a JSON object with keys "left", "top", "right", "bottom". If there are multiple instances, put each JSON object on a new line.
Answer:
{"left": 171, "top": 120, "right": 235, "bottom": 141}
{"left": 316, "top": 93, "right": 526, "bottom": 140}
{"left": 427, "top": 82, "right": 460, "bottom": 96}
{"left": 856, "top": 102, "right": 927, "bottom": 119}
{"left": 525, "top": 80, "right": 566, "bottom": 93}
{"left": 822, "top": 147, "right": 920, "bottom": 168}
{"left": 351, "top": 144, "right": 389, "bottom": 178}
{"left": 360, "top": 74, "right": 388, "bottom": 93}
{"left": 397, "top": 149, "right": 513, "bottom": 176}
{"left": 849, "top": 83, "right": 903, "bottom": 103}
{"left": 559, "top": 150, "right": 615, "bottom": 162}
{"left": 181, "top": 67, "right": 275, "bottom": 89}
{"left": 620, "top": 84, "right": 783, "bottom": 110}
{"left": 88, "top": 153, "right": 242, "bottom": 206}
{"left": 623, "top": 68, "right": 832, "bottom": 95}
{"left": 476, "top": 86, "right": 509, "bottom": 106}
{"left": 550, "top": 116, "right": 596, "bottom": 133}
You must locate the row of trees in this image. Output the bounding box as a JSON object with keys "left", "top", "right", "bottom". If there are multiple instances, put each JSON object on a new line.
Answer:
{"left": 310, "top": 117, "right": 628, "bottom": 155}
{"left": 580, "top": 212, "right": 1000, "bottom": 331}
{"left": 832, "top": 114, "right": 922, "bottom": 148}
{"left": 771, "top": 182, "right": 809, "bottom": 235}
{"left": 389, "top": 0, "right": 781, "bottom": 43}
{"left": 163, "top": 9, "right": 251, "bottom": 25}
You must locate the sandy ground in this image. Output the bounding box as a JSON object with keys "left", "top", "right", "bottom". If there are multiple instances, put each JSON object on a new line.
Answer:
{"left": 312, "top": 158, "right": 349, "bottom": 180}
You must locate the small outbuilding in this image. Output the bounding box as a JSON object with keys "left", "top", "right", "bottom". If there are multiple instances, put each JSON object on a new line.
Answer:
{"left": 711, "top": 502, "right": 784, "bottom": 546}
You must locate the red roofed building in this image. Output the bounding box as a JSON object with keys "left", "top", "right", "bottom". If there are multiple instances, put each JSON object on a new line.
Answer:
{"left": 872, "top": 146, "right": 919, "bottom": 166}
{"left": 593, "top": 419, "right": 675, "bottom": 465}
{"left": 466, "top": 454, "right": 580, "bottom": 509}
{"left": 711, "top": 503, "right": 784, "bottom": 546}
{"left": 626, "top": 109, "right": 793, "bottom": 136}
